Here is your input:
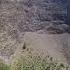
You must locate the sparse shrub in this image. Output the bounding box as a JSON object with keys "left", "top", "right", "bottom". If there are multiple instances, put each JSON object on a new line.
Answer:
{"left": 0, "top": 51, "right": 70, "bottom": 70}
{"left": 10, "top": 53, "right": 70, "bottom": 70}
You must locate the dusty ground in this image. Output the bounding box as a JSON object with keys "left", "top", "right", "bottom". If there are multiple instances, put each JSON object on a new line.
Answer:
{"left": 23, "top": 32, "right": 70, "bottom": 64}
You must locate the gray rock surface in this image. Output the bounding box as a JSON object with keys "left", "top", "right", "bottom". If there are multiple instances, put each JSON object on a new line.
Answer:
{"left": 0, "top": 0, "right": 69, "bottom": 64}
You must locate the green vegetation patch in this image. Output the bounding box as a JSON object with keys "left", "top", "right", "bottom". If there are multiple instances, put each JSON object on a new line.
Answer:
{"left": 0, "top": 51, "right": 70, "bottom": 70}
{"left": 0, "top": 60, "right": 10, "bottom": 70}
{"left": 10, "top": 53, "right": 70, "bottom": 70}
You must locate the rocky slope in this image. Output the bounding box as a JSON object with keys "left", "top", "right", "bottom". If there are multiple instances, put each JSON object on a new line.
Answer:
{"left": 0, "top": 0, "right": 69, "bottom": 64}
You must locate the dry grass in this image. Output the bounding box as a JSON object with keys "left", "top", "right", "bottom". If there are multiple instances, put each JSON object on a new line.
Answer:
{"left": 0, "top": 59, "right": 10, "bottom": 70}
{"left": 0, "top": 49, "right": 70, "bottom": 70}
{"left": 10, "top": 53, "right": 70, "bottom": 70}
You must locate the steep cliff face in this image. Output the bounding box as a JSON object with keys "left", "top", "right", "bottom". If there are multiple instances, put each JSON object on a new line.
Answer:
{"left": 0, "top": 0, "right": 68, "bottom": 33}
{"left": 67, "top": 0, "right": 70, "bottom": 26}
